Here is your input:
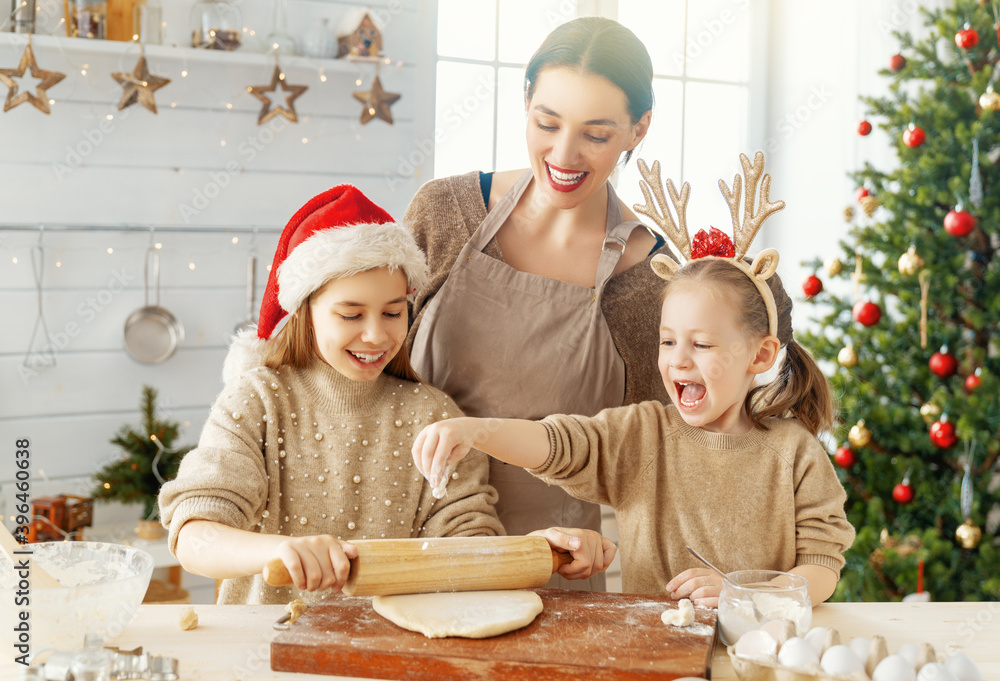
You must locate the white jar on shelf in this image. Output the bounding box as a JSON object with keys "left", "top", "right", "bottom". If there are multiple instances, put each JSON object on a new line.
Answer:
{"left": 301, "top": 17, "right": 335, "bottom": 59}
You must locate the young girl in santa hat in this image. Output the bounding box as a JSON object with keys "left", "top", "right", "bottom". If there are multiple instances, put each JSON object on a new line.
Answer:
{"left": 159, "top": 185, "right": 614, "bottom": 605}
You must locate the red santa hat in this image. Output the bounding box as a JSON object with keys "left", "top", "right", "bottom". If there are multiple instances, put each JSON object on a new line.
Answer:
{"left": 223, "top": 184, "right": 428, "bottom": 384}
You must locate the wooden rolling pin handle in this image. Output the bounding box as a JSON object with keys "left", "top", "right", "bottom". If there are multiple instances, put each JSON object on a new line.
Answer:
{"left": 551, "top": 549, "right": 574, "bottom": 572}
{"left": 263, "top": 558, "right": 294, "bottom": 586}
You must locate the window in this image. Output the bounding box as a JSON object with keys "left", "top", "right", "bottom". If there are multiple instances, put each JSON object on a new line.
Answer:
{"left": 434, "top": 0, "right": 755, "bottom": 229}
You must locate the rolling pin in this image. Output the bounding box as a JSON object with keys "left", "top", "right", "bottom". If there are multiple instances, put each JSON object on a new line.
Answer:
{"left": 262, "top": 535, "right": 578, "bottom": 596}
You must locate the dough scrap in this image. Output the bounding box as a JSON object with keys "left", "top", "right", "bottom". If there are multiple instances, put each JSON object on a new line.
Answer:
{"left": 373, "top": 590, "right": 543, "bottom": 639}
{"left": 178, "top": 606, "right": 198, "bottom": 631}
{"left": 661, "top": 598, "right": 695, "bottom": 627}
{"left": 285, "top": 599, "right": 308, "bottom": 624}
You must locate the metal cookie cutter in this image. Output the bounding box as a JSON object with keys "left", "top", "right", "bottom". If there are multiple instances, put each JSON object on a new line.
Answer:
{"left": 24, "top": 636, "right": 179, "bottom": 681}
{"left": 273, "top": 602, "right": 310, "bottom": 631}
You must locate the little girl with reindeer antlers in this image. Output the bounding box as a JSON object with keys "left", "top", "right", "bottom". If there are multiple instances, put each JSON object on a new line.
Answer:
{"left": 412, "top": 152, "right": 855, "bottom": 607}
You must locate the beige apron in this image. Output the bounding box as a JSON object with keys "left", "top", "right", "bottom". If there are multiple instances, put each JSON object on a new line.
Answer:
{"left": 411, "top": 170, "right": 643, "bottom": 590}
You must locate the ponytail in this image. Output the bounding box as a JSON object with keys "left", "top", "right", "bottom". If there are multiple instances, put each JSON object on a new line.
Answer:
{"left": 747, "top": 339, "right": 834, "bottom": 436}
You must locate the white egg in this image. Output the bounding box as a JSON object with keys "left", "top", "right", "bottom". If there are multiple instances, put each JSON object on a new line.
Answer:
{"left": 821, "top": 645, "right": 866, "bottom": 677}
{"left": 916, "top": 662, "right": 959, "bottom": 681}
{"left": 873, "top": 654, "right": 916, "bottom": 681}
{"left": 897, "top": 643, "right": 920, "bottom": 667}
{"left": 849, "top": 637, "right": 871, "bottom": 665}
{"left": 804, "top": 626, "right": 828, "bottom": 656}
{"left": 944, "top": 652, "right": 982, "bottom": 681}
{"left": 778, "top": 636, "right": 820, "bottom": 668}
{"left": 735, "top": 629, "right": 778, "bottom": 662}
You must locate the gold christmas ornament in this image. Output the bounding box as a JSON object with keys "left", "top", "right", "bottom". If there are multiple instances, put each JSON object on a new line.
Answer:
{"left": 352, "top": 74, "right": 400, "bottom": 125}
{"left": 980, "top": 86, "right": 1000, "bottom": 112}
{"left": 897, "top": 245, "right": 924, "bottom": 275}
{"left": 843, "top": 206, "right": 856, "bottom": 222}
{"left": 825, "top": 257, "right": 844, "bottom": 276}
{"left": 838, "top": 343, "right": 858, "bottom": 368}
{"left": 0, "top": 40, "right": 66, "bottom": 114}
{"left": 860, "top": 195, "right": 881, "bottom": 218}
{"left": 919, "top": 401, "right": 942, "bottom": 425}
{"left": 248, "top": 64, "right": 308, "bottom": 125}
{"left": 112, "top": 54, "right": 170, "bottom": 113}
{"left": 848, "top": 419, "right": 872, "bottom": 448}
{"left": 955, "top": 518, "right": 982, "bottom": 550}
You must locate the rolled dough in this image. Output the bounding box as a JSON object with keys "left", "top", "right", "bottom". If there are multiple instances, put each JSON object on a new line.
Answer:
{"left": 372, "top": 590, "right": 543, "bottom": 639}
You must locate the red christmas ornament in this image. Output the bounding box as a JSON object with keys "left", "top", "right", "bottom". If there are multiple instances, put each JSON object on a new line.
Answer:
{"left": 834, "top": 445, "right": 855, "bottom": 468}
{"left": 929, "top": 415, "right": 957, "bottom": 449}
{"left": 853, "top": 299, "right": 882, "bottom": 327}
{"left": 955, "top": 25, "right": 979, "bottom": 49}
{"left": 690, "top": 226, "right": 735, "bottom": 260}
{"left": 857, "top": 120, "right": 873, "bottom": 136}
{"left": 944, "top": 207, "right": 976, "bottom": 236}
{"left": 929, "top": 345, "right": 958, "bottom": 379}
{"left": 892, "top": 481, "right": 914, "bottom": 504}
{"left": 903, "top": 124, "right": 926, "bottom": 148}
{"left": 889, "top": 53, "right": 906, "bottom": 72}
{"left": 965, "top": 367, "right": 982, "bottom": 392}
{"left": 802, "top": 274, "right": 823, "bottom": 298}
{"left": 855, "top": 186, "right": 870, "bottom": 202}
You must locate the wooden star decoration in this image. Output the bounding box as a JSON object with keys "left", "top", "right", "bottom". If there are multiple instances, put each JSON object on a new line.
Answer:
{"left": 247, "top": 65, "right": 308, "bottom": 126}
{"left": 112, "top": 55, "right": 171, "bottom": 114}
{"left": 352, "top": 75, "right": 400, "bottom": 125}
{"left": 0, "top": 42, "right": 66, "bottom": 114}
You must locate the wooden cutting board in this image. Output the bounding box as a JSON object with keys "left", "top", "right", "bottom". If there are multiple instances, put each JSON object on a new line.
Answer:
{"left": 271, "top": 588, "right": 717, "bottom": 680}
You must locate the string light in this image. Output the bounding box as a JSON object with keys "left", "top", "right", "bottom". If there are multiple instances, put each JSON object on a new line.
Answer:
{"left": 220, "top": 140, "right": 226, "bottom": 147}
{"left": 188, "top": 262, "right": 196, "bottom": 270}
{"left": 226, "top": 103, "right": 232, "bottom": 109}
{"left": 11, "top": 256, "right": 17, "bottom": 264}
{"left": 106, "top": 114, "right": 113, "bottom": 120}
{"left": 106, "top": 247, "right": 114, "bottom": 254}
{"left": 355, "top": 77, "right": 363, "bottom": 86}
{"left": 103, "top": 483, "right": 110, "bottom": 489}
{"left": 231, "top": 237, "right": 239, "bottom": 245}
{"left": 301, "top": 137, "right": 308, "bottom": 144}
{"left": 154, "top": 242, "right": 162, "bottom": 249}
{"left": 55, "top": 261, "right": 61, "bottom": 267}
{"left": 180, "top": 70, "right": 188, "bottom": 78}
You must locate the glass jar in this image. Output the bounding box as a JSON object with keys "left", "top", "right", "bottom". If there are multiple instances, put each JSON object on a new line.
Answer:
{"left": 133, "top": 0, "right": 162, "bottom": 44}
{"left": 717, "top": 570, "right": 811, "bottom": 646}
{"left": 10, "top": 0, "right": 37, "bottom": 33}
{"left": 66, "top": 0, "right": 107, "bottom": 39}
{"left": 190, "top": 0, "right": 242, "bottom": 50}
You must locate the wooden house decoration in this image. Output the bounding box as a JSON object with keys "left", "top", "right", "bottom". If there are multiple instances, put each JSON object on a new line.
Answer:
{"left": 26, "top": 494, "right": 94, "bottom": 542}
{"left": 337, "top": 12, "right": 382, "bottom": 58}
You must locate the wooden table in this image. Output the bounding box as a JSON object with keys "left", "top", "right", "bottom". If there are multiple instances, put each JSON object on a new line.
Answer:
{"left": 8, "top": 602, "right": 999, "bottom": 680}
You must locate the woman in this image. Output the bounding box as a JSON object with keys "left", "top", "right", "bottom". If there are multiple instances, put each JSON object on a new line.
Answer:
{"left": 405, "top": 17, "right": 670, "bottom": 591}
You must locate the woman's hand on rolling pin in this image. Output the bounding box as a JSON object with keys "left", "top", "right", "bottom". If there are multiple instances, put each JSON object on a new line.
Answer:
{"left": 666, "top": 568, "right": 722, "bottom": 608}
{"left": 411, "top": 417, "right": 481, "bottom": 488}
{"left": 530, "top": 527, "right": 617, "bottom": 580}
{"left": 275, "top": 535, "right": 359, "bottom": 592}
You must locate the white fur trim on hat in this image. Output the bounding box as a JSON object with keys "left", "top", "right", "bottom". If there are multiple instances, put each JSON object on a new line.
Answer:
{"left": 276, "top": 221, "right": 429, "bottom": 313}
{"left": 223, "top": 325, "right": 269, "bottom": 385}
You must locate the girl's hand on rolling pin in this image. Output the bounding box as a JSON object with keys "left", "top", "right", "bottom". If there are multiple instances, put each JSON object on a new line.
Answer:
{"left": 666, "top": 568, "right": 722, "bottom": 608}
{"left": 275, "top": 535, "right": 359, "bottom": 592}
{"left": 411, "top": 417, "right": 480, "bottom": 489}
{"left": 530, "top": 527, "right": 617, "bottom": 580}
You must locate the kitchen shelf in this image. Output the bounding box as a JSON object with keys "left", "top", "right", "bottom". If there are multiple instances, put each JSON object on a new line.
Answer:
{"left": 0, "top": 32, "right": 402, "bottom": 71}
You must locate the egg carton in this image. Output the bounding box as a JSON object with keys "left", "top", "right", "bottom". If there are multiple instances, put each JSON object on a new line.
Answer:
{"left": 727, "top": 622, "right": 961, "bottom": 681}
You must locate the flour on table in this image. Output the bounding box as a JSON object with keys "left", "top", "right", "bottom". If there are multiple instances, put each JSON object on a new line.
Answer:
{"left": 372, "top": 590, "right": 543, "bottom": 639}
{"left": 661, "top": 598, "right": 695, "bottom": 627}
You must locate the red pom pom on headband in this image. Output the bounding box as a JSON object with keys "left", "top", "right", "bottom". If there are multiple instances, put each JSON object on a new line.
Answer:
{"left": 691, "top": 226, "right": 735, "bottom": 260}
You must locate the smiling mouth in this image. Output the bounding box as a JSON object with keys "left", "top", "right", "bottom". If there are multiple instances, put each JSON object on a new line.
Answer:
{"left": 545, "top": 162, "right": 588, "bottom": 187}
{"left": 348, "top": 350, "right": 387, "bottom": 364}
{"left": 674, "top": 381, "right": 707, "bottom": 408}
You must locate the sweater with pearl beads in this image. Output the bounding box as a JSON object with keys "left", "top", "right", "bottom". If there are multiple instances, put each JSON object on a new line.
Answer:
{"left": 159, "top": 358, "right": 504, "bottom": 605}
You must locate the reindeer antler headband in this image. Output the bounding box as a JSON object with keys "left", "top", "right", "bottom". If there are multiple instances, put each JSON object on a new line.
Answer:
{"left": 633, "top": 151, "right": 786, "bottom": 337}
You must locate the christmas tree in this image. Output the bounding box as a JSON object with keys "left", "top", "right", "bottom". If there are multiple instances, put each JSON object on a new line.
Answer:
{"left": 798, "top": 0, "right": 999, "bottom": 602}
{"left": 92, "top": 386, "right": 192, "bottom": 521}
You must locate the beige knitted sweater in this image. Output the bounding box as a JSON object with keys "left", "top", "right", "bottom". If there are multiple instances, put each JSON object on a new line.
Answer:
{"left": 403, "top": 171, "right": 671, "bottom": 408}
{"left": 158, "top": 359, "right": 503, "bottom": 605}
{"left": 533, "top": 402, "right": 856, "bottom": 596}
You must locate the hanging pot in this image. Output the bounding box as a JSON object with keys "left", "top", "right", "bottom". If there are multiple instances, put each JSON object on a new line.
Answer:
{"left": 123, "top": 247, "right": 184, "bottom": 364}
{"left": 234, "top": 252, "right": 257, "bottom": 334}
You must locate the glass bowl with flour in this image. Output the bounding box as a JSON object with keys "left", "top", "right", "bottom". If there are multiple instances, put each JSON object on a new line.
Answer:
{"left": 1, "top": 541, "right": 154, "bottom": 659}
{"left": 717, "top": 570, "right": 811, "bottom": 645}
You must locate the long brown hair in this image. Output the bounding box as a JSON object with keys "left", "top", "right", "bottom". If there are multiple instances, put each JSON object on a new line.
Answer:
{"left": 264, "top": 295, "right": 421, "bottom": 383}
{"left": 662, "top": 258, "right": 835, "bottom": 435}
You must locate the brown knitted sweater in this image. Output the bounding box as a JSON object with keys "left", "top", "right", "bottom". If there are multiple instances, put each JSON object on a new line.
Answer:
{"left": 403, "top": 171, "right": 671, "bottom": 408}
{"left": 158, "top": 359, "right": 503, "bottom": 605}
{"left": 533, "top": 402, "right": 856, "bottom": 596}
